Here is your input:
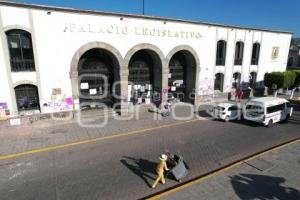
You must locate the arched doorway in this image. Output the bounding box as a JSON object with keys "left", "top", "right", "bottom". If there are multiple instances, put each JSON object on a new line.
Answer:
{"left": 128, "top": 49, "right": 162, "bottom": 105}
{"left": 249, "top": 72, "right": 257, "bottom": 88}
{"left": 168, "top": 50, "right": 196, "bottom": 104}
{"left": 232, "top": 72, "right": 242, "bottom": 89}
{"left": 78, "top": 48, "right": 120, "bottom": 109}
{"left": 214, "top": 73, "right": 224, "bottom": 91}
{"left": 14, "top": 84, "right": 40, "bottom": 111}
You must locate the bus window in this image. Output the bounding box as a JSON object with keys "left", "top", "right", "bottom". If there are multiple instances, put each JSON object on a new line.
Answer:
{"left": 266, "top": 104, "right": 284, "bottom": 114}
{"left": 286, "top": 102, "right": 292, "bottom": 108}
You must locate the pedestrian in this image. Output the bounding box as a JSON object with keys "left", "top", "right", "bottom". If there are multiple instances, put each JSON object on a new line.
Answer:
{"left": 228, "top": 92, "right": 231, "bottom": 101}
{"left": 238, "top": 89, "right": 244, "bottom": 102}
{"left": 152, "top": 154, "right": 169, "bottom": 188}
{"left": 161, "top": 101, "right": 171, "bottom": 117}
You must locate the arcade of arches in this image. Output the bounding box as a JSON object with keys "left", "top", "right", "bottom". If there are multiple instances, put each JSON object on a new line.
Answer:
{"left": 72, "top": 45, "right": 199, "bottom": 112}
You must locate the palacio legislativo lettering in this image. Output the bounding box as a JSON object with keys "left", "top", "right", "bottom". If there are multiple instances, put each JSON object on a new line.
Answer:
{"left": 63, "top": 23, "right": 202, "bottom": 39}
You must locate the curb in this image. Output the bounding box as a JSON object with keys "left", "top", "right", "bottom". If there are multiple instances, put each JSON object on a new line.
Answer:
{"left": 144, "top": 137, "right": 300, "bottom": 200}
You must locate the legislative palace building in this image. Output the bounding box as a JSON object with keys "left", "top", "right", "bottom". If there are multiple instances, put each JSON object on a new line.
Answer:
{"left": 0, "top": 1, "right": 292, "bottom": 117}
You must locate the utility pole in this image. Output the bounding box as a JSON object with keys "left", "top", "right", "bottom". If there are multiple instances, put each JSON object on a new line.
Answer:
{"left": 142, "top": 0, "right": 145, "bottom": 15}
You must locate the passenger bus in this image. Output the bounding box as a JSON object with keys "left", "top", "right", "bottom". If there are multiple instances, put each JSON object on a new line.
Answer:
{"left": 243, "top": 97, "right": 293, "bottom": 127}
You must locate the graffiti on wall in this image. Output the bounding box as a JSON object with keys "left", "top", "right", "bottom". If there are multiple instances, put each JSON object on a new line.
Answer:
{"left": 0, "top": 102, "right": 10, "bottom": 120}
{"left": 197, "top": 78, "right": 214, "bottom": 103}
{"left": 43, "top": 97, "right": 73, "bottom": 113}
{"left": 198, "top": 78, "right": 214, "bottom": 96}
{"left": 42, "top": 88, "right": 73, "bottom": 113}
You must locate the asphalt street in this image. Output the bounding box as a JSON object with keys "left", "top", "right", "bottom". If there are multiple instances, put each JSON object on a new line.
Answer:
{"left": 0, "top": 111, "right": 299, "bottom": 200}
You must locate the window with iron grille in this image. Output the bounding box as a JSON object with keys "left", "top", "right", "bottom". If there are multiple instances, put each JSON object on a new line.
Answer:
{"left": 216, "top": 40, "right": 226, "bottom": 66}
{"left": 251, "top": 43, "right": 260, "bottom": 65}
{"left": 234, "top": 42, "right": 244, "bottom": 65}
{"left": 15, "top": 84, "right": 40, "bottom": 111}
{"left": 128, "top": 60, "right": 152, "bottom": 85}
{"left": 232, "top": 72, "right": 241, "bottom": 89}
{"left": 249, "top": 72, "right": 257, "bottom": 88}
{"left": 6, "top": 30, "right": 35, "bottom": 72}
{"left": 214, "top": 73, "right": 224, "bottom": 91}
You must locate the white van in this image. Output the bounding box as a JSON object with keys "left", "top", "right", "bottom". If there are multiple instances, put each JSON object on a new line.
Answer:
{"left": 243, "top": 97, "right": 293, "bottom": 127}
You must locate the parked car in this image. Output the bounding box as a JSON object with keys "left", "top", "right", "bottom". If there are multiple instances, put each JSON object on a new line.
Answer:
{"left": 210, "top": 102, "right": 242, "bottom": 122}
{"left": 243, "top": 97, "right": 293, "bottom": 127}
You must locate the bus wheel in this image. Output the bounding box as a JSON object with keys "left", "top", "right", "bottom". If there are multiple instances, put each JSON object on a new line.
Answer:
{"left": 267, "top": 119, "right": 273, "bottom": 127}
{"left": 285, "top": 115, "right": 290, "bottom": 121}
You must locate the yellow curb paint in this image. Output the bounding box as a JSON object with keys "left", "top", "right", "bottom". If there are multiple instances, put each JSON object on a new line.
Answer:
{"left": 148, "top": 138, "right": 300, "bottom": 200}
{"left": 0, "top": 119, "right": 200, "bottom": 161}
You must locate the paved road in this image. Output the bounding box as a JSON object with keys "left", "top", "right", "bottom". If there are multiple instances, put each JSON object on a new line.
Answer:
{"left": 160, "top": 140, "right": 300, "bottom": 200}
{"left": 0, "top": 112, "right": 299, "bottom": 200}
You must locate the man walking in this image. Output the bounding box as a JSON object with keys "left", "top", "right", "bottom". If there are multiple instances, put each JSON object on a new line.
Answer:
{"left": 152, "top": 154, "right": 169, "bottom": 188}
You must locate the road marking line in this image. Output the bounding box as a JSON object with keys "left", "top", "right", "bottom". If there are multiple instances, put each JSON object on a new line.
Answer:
{"left": 148, "top": 138, "right": 300, "bottom": 200}
{"left": 0, "top": 119, "right": 200, "bottom": 161}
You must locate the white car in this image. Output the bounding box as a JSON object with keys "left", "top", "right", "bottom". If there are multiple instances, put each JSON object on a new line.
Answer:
{"left": 210, "top": 103, "right": 242, "bottom": 122}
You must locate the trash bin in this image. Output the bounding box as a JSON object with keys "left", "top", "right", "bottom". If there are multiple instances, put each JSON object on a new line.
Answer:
{"left": 170, "top": 157, "right": 188, "bottom": 182}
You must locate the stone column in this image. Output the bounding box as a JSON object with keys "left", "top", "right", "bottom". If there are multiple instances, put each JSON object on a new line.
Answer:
{"left": 161, "top": 66, "right": 169, "bottom": 104}
{"left": 69, "top": 70, "right": 79, "bottom": 110}
{"left": 119, "top": 68, "right": 129, "bottom": 116}
{"left": 194, "top": 67, "right": 201, "bottom": 107}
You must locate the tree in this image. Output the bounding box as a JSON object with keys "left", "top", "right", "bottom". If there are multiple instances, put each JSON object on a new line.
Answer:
{"left": 264, "top": 71, "right": 296, "bottom": 98}
{"left": 283, "top": 71, "right": 296, "bottom": 89}
{"left": 290, "top": 70, "right": 300, "bottom": 99}
{"left": 293, "top": 70, "right": 300, "bottom": 87}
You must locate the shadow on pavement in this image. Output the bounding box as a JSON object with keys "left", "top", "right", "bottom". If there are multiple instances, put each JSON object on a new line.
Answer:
{"left": 225, "top": 119, "right": 260, "bottom": 127}
{"left": 120, "top": 156, "right": 157, "bottom": 188}
{"left": 281, "top": 111, "right": 300, "bottom": 125}
{"left": 230, "top": 173, "right": 300, "bottom": 200}
{"left": 197, "top": 110, "right": 212, "bottom": 118}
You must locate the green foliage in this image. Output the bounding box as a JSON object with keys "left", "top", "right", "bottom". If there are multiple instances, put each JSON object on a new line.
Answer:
{"left": 293, "top": 70, "right": 300, "bottom": 87}
{"left": 264, "top": 72, "right": 284, "bottom": 88}
{"left": 283, "top": 71, "right": 296, "bottom": 88}
{"left": 264, "top": 71, "right": 296, "bottom": 89}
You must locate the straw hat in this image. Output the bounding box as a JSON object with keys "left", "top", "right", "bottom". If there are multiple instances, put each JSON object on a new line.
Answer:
{"left": 159, "top": 154, "right": 168, "bottom": 161}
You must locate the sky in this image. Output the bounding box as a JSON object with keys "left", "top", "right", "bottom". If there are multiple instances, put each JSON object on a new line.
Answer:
{"left": 10, "top": 0, "right": 300, "bottom": 37}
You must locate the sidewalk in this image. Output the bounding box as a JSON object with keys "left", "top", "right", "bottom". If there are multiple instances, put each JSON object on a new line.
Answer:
{"left": 159, "top": 140, "right": 300, "bottom": 200}
{"left": 0, "top": 105, "right": 207, "bottom": 156}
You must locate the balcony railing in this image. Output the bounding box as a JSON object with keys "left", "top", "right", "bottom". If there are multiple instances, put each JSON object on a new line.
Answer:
{"left": 10, "top": 58, "right": 35, "bottom": 72}
{"left": 216, "top": 58, "right": 225, "bottom": 66}
{"left": 251, "top": 58, "right": 259, "bottom": 65}
{"left": 234, "top": 58, "right": 243, "bottom": 65}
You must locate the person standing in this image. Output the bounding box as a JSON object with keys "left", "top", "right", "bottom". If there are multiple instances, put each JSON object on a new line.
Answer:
{"left": 152, "top": 154, "right": 169, "bottom": 188}
{"left": 235, "top": 88, "right": 239, "bottom": 101}
{"left": 238, "top": 88, "right": 244, "bottom": 102}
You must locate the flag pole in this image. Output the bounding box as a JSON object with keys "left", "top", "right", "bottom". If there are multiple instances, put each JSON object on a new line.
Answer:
{"left": 142, "top": 0, "right": 145, "bottom": 15}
